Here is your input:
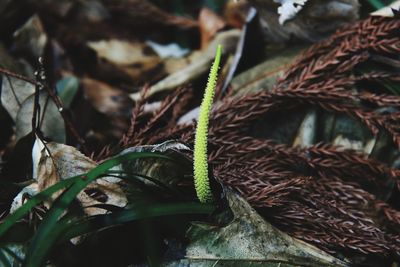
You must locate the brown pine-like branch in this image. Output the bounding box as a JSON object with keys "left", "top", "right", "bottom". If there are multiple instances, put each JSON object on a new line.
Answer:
{"left": 117, "top": 15, "right": 400, "bottom": 260}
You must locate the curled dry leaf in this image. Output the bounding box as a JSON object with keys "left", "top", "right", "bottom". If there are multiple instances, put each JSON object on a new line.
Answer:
{"left": 11, "top": 140, "right": 127, "bottom": 216}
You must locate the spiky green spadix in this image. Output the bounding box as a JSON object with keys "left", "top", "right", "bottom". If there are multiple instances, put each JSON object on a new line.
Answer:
{"left": 193, "top": 44, "right": 222, "bottom": 203}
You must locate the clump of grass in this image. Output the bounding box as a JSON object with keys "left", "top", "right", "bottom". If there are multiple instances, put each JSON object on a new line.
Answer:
{"left": 0, "top": 151, "right": 214, "bottom": 267}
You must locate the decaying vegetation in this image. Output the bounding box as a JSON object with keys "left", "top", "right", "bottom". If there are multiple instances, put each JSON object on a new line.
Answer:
{"left": 0, "top": 1, "right": 399, "bottom": 266}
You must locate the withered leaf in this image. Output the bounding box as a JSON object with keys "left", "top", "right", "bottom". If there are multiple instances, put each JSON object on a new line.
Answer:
{"left": 87, "top": 39, "right": 163, "bottom": 83}
{"left": 82, "top": 77, "right": 133, "bottom": 117}
{"left": 12, "top": 141, "right": 127, "bottom": 216}
{"left": 167, "top": 190, "right": 349, "bottom": 267}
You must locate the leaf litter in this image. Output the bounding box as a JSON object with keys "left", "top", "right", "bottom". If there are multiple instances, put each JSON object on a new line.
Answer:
{"left": 0, "top": 1, "right": 399, "bottom": 266}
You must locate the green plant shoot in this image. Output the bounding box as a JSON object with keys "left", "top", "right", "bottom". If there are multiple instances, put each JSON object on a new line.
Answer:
{"left": 193, "top": 44, "right": 222, "bottom": 203}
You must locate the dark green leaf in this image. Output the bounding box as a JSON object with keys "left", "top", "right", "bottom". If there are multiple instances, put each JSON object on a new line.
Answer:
{"left": 56, "top": 76, "right": 79, "bottom": 108}
{"left": 366, "top": 0, "right": 386, "bottom": 9}
{"left": 0, "top": 249, "right": 12, "bottom": 267}
{"left": 57, "top": 202, "right": 214, "bottom": 243}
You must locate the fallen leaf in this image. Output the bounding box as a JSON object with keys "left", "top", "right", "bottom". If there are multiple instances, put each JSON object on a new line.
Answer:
{"left": 81, "top": 77, "right": 133, "bottom": 117}
{"left": 13, "top": 14, "right": 48, "bottom": 60}
{"left": 131, "top": 29, "right": 241, "bottom": 100}
{"left": 87, "top": 39, "right": 163, "bottom": 83}
{"left": 1, "top": 76, "right": 35, "bottom": 121}
{"left": 230, "top": 45, "right": 303, "bottom": 94}
{"left": 12, "top": 140, "right": 127, "bottom": 216}
{"left": 87, "top": 39, "right": 159, "bottom": 67}
{"left": 116, "top": 140, "right": 193, "bottom": 193}
{"left": 12, "top": 140, "right": 191, "bottom": 217}
{"left": 167, "top": 190, "right": 349, "bottom": 267}
{"left": 248, "top": 0, "right": 360, "bottom": 42}
{"left": 15, "top": 90, "right": 66, "bottom": 143}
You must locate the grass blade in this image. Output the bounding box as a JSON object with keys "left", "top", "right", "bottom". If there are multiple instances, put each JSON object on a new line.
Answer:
{"left": 367, "top": 0, "right": 385, "bottom": 9}
{"left": 0, "top": 176, "right": 80, "bottom": 239}
{"left": 57, "top": 202, "right": 215, "bottom": 242}
{"left": 0, "top": 249, "right": 12, "bottom": 267}
{"left": 24, "top": 152, "right": 170, "bottom": 267}
{"left": 2, "top": 246, "right": 23, "bottom": 264}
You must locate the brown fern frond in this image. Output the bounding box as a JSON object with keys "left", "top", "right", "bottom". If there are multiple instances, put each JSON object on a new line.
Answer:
{"left": 213, "top": 138, "right": 400, "bottom": 256}
{"left": 281, "top": 16, "right": 400, "bottom": 83}
{"left": 210, "top": 136, "right": 400, "bottom": 189}
{"left": 117, "top": 15, "right": 400, "bottom": 260}
{"left": 132, "top": 86, "right": 192, "bottom": 146}
{"left": 120, "top": 85, "right": 150, "bottom": 147}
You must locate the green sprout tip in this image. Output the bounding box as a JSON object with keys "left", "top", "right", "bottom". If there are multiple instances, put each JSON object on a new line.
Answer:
{"left": 193, "top": 44, "right": 222, "bottom": 203}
